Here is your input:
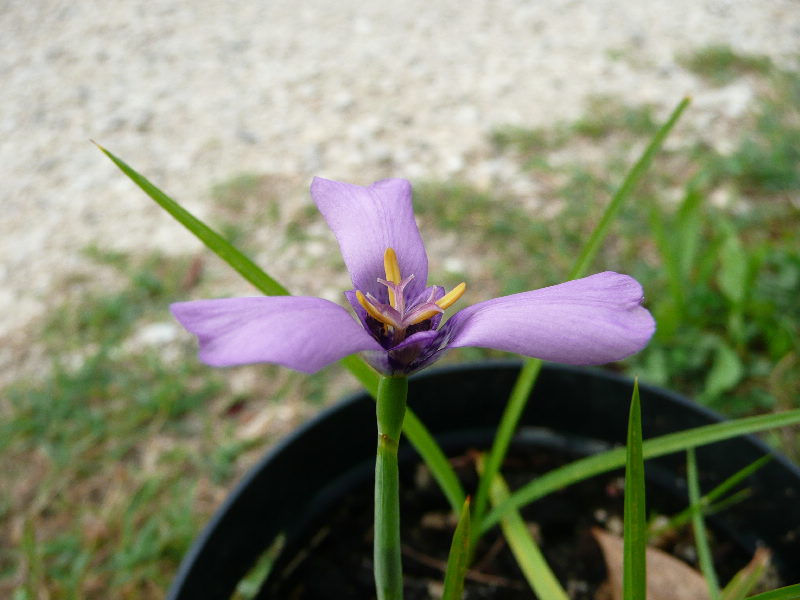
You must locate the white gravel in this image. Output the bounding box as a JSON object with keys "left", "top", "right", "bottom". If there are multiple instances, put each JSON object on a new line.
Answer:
{"left": 1, "top": 0, "right": 798, "bottom": 361}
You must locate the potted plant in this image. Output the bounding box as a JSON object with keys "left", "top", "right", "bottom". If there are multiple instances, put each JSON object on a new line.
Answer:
{"left": 98, "top": 96, "right": 800, "bottom": 599}
{"left": 166, "top": 362, "right": 800, "bottom": 599}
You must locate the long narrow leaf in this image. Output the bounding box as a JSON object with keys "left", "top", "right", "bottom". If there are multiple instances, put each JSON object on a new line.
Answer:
{"left": 339, "top": 354, "right": 380, "bottom": 397}
{"left": 441, "top": 496, "right": 472, "bottom": 600}
{"left": 482, "top": 408, "right": 800, "bottom": 531}
{"left": 96, "top": 143, "right": 290, "bottom": 297}
{"left": 687, "top": 448, "right": 721, "bottom": 599}
{"left": 97, "top": 143, "right": 466, "bottom": 513}
{"left": 480, "top": 458, "right": 569, "bottom": 600}
{"left": 568, "top": 96, "right": 691, "bottom": 281}
{"left": 745, "top": 584, "right": 800, "bottom": 600}
{"left": 472, "top": 359, "right": 542, "bottom": 529}
{"left": 623, "top": 381, "right": 646, "bottom": 600}
{"left": 721, "top": 548, "right": 771, "bottom": 600}
{"left": 403, "top": 410, "right": 466, "bottom": 513}
{"left": 474, "top": 96, "right": 691, "bottom": 538}
{"left": 653, "top": 455, "right": 771, "bottom": 536}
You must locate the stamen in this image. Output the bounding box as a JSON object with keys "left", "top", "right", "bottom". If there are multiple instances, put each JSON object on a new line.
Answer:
{"left": 356, "top": 290, "right": 396, "bottom": 328}
{"left": 405, "top": 282, "right": 467, "bottom": 326}
{"left": 405, "top": 305, "right": 443, "bottom": 326}
{"left": 436, "top": 282, "right": 466, "bottom": 310}
{"left": 383, "top": 248, "right": 402, "bottom": 308}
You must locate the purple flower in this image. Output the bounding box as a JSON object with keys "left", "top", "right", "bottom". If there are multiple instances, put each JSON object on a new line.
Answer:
{"left": 171, "top": 177, "right": 655, "bottom": 375}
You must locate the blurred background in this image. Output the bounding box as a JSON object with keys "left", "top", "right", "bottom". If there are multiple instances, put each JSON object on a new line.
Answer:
{"left": 1, "top": 1, "right": 798, "bottom": 597}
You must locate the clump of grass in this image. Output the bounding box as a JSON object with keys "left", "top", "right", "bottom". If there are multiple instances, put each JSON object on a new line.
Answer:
{"left": 211, "top": 173, "right": 281, "bottom": 221}
{"left": 571, "top": 95, "right": 659, "bottom": 139}
{"left": 490, "top": 125, "right": 566, "bottom": 166}
{"left": 469, "top": 59, "right": 800, "bottom": 432}
{"left": 679, "top": 44, "right": 773, "bottom": 86}
{"left": 412, "top": 181, "right": 575, "bottom": 292}
{"left": 491, "top": 97, "right": 659, "bottom": 170}
{"left": 702, "top": 69, "right": 800, "bottom": 193}
{"left": 6, "top": 49, "right": 799, "bottom": 598}
{"left": 0, "top": 246, "right": 338, "bottom": 598}
{"left": 45, "top": 247, "right": 194, "bottom": 351}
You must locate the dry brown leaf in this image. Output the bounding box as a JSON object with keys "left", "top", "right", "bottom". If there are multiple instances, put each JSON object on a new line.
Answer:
{"left": 591, "top": 527, "right": 710, "bottom": 600}
{"left": 722, "top": 546, "right": 772, "bottom": 600}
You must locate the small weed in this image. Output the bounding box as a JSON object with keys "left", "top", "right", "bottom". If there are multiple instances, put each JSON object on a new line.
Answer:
{"left": 209, "top": 173, "right": 289, "bottom": 260}
{"left": 211, "top": 173, "right": 280, "bottom": 221}
{"left": 702, "top": 69, "right": 800, "bottom": 193}
{"left": 490, "top": 125, "right": 567, "bottom": 164}
{"left": 0, "top": 247, "right": 291, "bottom": 598}
{"left": 44, "top": 249, "right": 197, "bottom": 351}
{"left": 413, "top": 181, "right": 572, "bottom": 291}
{"left": 679, "top": 44, "right": 773, "bottom": 86}
{"left": 455, "top": 60, "right": 800, "bottom": 428}
{"left": 571, "top": 95, "right": 659, "bottom": 139}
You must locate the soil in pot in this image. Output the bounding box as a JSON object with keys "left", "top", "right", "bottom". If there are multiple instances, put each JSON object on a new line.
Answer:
{"left": 258, "top": 441, "right": 769, "bottom": 599}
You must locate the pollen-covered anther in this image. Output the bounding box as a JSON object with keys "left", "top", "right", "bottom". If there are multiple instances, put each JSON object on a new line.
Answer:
{"left": 406, "top": 282, "right": 466, "bottom": 326}
{"left": 355, "top": 290, "right": 400, "bottom": 329}
{"left": 383, "top": 248, "right": 402, "bottom": 308}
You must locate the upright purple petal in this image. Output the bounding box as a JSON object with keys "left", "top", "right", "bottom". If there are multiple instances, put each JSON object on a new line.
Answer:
{"left": 171, "top": 296, "right": 383, "bottom": 373}
{"left": 440, "top": 272, "right": 655, "bottom": 365}
{"left": 311, "top": 177, "right": 428, "bottom": 301}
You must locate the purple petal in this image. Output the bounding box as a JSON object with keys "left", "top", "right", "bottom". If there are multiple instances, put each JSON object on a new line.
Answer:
{"left": 441, "top": 272, "right": 655, "bottom": 365}
{"left": 311, "top": 177, "right": 428, "bottom": 301}
{"left": 170, "top": 296, "right": 383, "bottom": 373}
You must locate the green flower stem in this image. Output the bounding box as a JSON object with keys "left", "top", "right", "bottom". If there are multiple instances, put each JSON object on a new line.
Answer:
{"left": 374, "top": 375, "right": 409, "bottom": 600}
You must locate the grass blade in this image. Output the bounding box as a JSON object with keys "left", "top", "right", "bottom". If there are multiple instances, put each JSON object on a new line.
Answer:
{"left": 568, "top": 96, "right": 691, "bottom": 280}
{"left": 96, "top": 143, "right": 290, "bottom": 297}
{"left": 97, "top": 142, "right": 466, "bottom": 514}
{"left": 482, "top": 408, "right": 800, "bottom": 531}
{"left": 479, "top": 457, "right": 569, "bottom": 600}
{"left": 744, "top": 585, "right": 800, "bottom": 600}
{"left": 653, "top": 454, "right": 771, "bottom": 538}
{"left": 687, "top": 448, "right": 721, "bottom": 599}
{"left": 721, "top": 547, "right": 771, "bottom": 600}
{"left": 471, "top": 359, "right": 542, "bottom": 531}
{"left": 339, "top": 354, "right": 380, "bottom": 397}
{"left": 403, "top": 410, "right": 466, "bottom": 513}
{"left": 441, "top": 496, "right": 472, "bottom": 600}
{"left": 475, "top": 96, "right": 691, "bottom": 539}
{"left": 623, "top": 380, "right": 646, "bottom": 600}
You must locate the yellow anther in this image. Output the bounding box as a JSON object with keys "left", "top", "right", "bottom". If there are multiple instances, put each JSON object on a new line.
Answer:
{"left": 383, "top": 248, "right": 402, "bottom": 308}
{"left": 356, "top": 290, "right": 395, "bottom": 328}
{"left": 384, "top": 248, "right": 401, "bottom": 284}
{"left": 436, "top": 282, "right": 466, "bottom": 311}
{"left": 406, "top": 282, "right": 467, "bottom": 326}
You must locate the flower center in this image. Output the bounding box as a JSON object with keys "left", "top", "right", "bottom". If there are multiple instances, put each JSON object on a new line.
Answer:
{"left": 355, "top": 248, "right": 466, "bottom": 345}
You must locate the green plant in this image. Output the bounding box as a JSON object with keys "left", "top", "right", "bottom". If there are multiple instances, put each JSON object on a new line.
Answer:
{"left": 679, "top": 44, "right": 773, "bottom": 86}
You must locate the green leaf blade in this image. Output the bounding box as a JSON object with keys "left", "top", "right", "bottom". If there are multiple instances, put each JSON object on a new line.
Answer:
{"left": 481, "top": 459, "right": 569, "bottom": 600}
{"left": 441, "top": 496, "right": 472, "bottom": 600}
{"left": 744, "top": 584, "right": 800, "bottom": 600}
{"left": 482, "top": 409, "right": 800, "bottom": 531}
{"left": 481, "top": 95, "right": 691, "bottom": 550}
{"left": 403, "top": 411, "right": 466, "bottom": 514}
{"left": 96, "top": 142, "right": 290, "bottom": 297}
{"left": 97, "top": 142, "right": 467, "bottom": 521}
{"left": 623, "top": 380, "right": 647, "bottom": 600}
{"left": 687, "top": 448, "right": 721, "bottom": 599}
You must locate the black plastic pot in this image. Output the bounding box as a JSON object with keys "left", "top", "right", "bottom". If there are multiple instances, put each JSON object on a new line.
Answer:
{"left": 167, "top": 362, "right": 800, "bottom": 599}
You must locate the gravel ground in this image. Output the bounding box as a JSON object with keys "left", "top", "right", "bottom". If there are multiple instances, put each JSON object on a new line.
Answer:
{"left": 1, "top": 0, "right": 798, "bottom": 374}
